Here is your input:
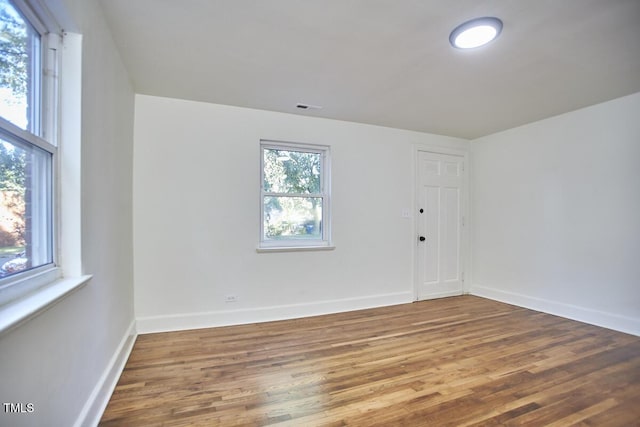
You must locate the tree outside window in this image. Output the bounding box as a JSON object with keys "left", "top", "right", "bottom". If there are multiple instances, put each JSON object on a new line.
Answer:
{"left": 260, "top": 141, "right": 331, "bottom": 248}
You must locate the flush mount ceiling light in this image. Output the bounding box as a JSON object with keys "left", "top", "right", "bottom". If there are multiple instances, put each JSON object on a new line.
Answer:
{"left": 449, "top": 17, "right": 503, "bottom": 49}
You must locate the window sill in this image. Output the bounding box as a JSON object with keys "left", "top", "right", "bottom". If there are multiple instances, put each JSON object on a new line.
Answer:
{"left": 0, "top": 274, "right": 92, "bottom": 336}
{"left": 256, "top": 245, "right": 336, "bottom": 253}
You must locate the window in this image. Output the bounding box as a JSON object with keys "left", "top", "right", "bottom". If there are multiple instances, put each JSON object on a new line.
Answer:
{"left": 260, "top": 140, "right": 331, "bottom": 250}
{"left": 0, "top": 1, "right": 87, "bottom": 334}
{"left": 0, "top": 0, "right": 56, "bottom": 282}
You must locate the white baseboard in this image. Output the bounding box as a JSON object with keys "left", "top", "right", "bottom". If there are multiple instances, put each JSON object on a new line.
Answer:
{"left": 471, "top": 284, "right": 640, "bottom": 336}
{"left": 74, "top": 319, "right": 137, "bottom": 427}
{"left": 418, "top": 290, "right": 464, "bottom": 300}
{"left": 136, "top": 292, "right": 413, "bottom": 334}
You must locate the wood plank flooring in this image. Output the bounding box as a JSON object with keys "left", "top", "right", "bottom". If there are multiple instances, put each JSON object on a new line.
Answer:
{"left": 100, "top": 296, "right": 640, "bottom": 426}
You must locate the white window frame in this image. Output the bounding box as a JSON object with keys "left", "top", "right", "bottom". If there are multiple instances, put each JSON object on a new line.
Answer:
{"left": 0, "top": 0, "right": 90, "bottom": 334}
{"left": 0, "top": 0, "right": 57, "bottom": 287}
{"left": 258, "top": 140, "right": 333, "bottom": 252}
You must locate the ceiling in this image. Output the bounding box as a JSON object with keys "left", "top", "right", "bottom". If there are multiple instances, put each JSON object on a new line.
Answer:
{"left": 98, "top": 0, "right": 640, "bottom": 139}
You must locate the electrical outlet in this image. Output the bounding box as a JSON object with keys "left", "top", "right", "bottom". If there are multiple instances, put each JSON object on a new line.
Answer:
{"left": 224, "top": 295, "right": 237, "bottom": 302}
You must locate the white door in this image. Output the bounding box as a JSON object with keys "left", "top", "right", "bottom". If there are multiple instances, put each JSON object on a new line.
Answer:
{"left": 416, "top": 151, "right": 464, "bottom": 300}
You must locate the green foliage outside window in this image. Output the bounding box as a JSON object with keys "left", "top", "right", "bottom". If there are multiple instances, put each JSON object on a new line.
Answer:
{"left": 263, "top": 148, "right": 323, "bottom": 239}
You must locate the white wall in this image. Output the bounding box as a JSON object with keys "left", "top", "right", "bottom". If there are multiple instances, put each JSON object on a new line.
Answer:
{"left": 0, "top": 1, "right": 135, "bottom": 426}
{"left": 134, "top": 95, "right": 467, "bottom": 332}
{"left": 471, "top": 92, "right": 640, "bottom": 335}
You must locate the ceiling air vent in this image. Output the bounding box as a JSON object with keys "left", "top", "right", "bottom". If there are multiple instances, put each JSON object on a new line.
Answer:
{"left": 296, "top": 103, "right": 323, "bottom": 110}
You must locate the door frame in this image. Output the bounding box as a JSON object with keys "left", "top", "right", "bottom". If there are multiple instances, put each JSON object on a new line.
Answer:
{"left": 412, "top": 144, "right": 471, "bottom": 301}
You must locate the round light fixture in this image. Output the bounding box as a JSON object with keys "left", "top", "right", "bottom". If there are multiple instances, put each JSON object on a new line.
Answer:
{"left": 449, "top": 17, "right": 503, "bottom": 49}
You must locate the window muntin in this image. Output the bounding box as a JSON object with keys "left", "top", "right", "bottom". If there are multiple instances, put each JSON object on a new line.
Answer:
{"left": 261, "top": 141, "right": 330, "bottom": 248}
{"left": 0, "top": 0, "right": 54, "bottom": 282}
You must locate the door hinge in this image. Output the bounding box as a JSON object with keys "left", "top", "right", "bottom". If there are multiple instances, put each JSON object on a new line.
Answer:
{"left": 462, "top": 216, "right": 465, "bottom": 227}
{"left": 461, "top": 163, "right": 465, "bottom": 172}
{"left": 461, "top": 272, "right": 465, "bottom": 282}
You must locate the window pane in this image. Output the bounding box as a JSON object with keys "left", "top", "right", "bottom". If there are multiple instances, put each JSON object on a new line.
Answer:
{"left": 263, "top": 148, "right": 321, "bottom": 194}
{"left": 0, "top": 134, "right": 52, "bottom": 277}
{"left": 0, "top": 0, "right": 41, "bottom": 132}
{"left": 264, "top": 196, "right": 322, "bottom": 240}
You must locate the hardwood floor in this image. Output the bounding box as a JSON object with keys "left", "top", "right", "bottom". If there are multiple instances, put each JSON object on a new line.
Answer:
{"left": 100, "top": 296, "right": 640, "bottom": 426}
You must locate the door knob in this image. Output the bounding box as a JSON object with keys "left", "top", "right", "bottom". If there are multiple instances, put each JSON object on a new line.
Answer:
{"left": 419, "top": 236, "right": 426, "bottom": 241}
